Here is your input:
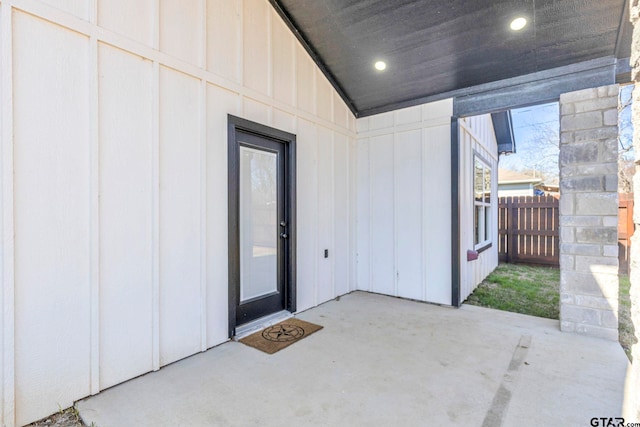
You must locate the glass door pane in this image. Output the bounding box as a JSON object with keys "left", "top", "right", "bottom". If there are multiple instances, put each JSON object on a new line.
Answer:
{"left": 239, "top": 146, "right": 279, "bottom": 302}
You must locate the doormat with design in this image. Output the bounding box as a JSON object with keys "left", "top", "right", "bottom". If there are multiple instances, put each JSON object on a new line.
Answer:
{"left": 239, "top": 318, "right": 323, "bottom": 354}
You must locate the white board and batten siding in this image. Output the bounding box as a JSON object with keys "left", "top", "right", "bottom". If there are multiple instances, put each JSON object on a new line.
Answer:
{"left": 0, "top": 0, "right": 356, "bottom": 425}
{"left": 356, "top": 100, "right": 453, "bottom": 305}
{"left": 458, "top": 115, "right": 499, "bottom": 303}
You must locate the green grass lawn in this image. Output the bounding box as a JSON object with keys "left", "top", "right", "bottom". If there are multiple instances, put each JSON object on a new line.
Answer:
{"left": 464, "top": 262, "right": 636, "bottom": 360}
{"left": 464, "top": 263, "right": 560, "bottom": 319}
{"left": 619, "top": 274, "right": 637, "bottom": 359}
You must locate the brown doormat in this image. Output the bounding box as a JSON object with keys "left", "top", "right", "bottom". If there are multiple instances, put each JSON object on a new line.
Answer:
{"left": 239, "top": 318, "right": 323, "bottom": 354}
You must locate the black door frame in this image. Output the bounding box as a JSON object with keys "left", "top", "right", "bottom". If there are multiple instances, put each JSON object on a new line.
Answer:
{"left": 227, "top": 115, "right": 296, "bottom": 337}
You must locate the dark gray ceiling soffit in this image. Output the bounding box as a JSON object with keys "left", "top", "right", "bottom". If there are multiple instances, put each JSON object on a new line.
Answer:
{"left": 615, "top": 0, "right": 631, "bottom": 59}
{"left": 271, "top": 0, "right": 630, "bottom": 119}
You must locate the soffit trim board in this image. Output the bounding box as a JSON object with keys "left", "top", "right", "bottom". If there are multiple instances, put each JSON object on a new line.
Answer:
{"left": 616, "top": 57, "right": 632, "bottom": 83}
{"left": 453, "top": 63, "right": 616, "bottom": 117}
{"left": 454, "top": 57, "right": 616, "bottom": 98}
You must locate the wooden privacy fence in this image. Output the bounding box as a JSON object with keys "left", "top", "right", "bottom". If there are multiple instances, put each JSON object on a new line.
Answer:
{"left": 498, "top": 196, "right": 560, "bottom": 266}
{"left": 499, "top": 194, "right": 634, "bottom": 269}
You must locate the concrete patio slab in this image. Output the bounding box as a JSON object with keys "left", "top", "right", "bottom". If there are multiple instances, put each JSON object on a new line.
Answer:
{"left": 77, "top": 292, "right": 629, "bottom": 427}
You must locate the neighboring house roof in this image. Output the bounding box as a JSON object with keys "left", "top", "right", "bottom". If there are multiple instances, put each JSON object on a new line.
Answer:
{"left": 498, "top": 169, "right": 542, "bottom": 185}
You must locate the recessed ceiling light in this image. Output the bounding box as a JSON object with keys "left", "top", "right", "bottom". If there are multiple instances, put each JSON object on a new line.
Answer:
{"left": 510, "top": 17, "right": 527, "bottom": 31}
{"left": 374, "top": 60, "right": 387, "bottom": 71}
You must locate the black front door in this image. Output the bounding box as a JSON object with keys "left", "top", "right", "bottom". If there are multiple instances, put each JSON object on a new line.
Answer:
{"left": 228, "top": 116, "right": 296, "bottom": 336}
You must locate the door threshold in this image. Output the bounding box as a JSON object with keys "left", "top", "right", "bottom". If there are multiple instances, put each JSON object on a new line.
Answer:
{"left": 233, "top": 310, "right": 293, "bottom": 340}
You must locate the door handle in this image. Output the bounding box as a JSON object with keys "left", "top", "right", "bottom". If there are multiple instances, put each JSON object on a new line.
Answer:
{"left": 280, "top": 233, "right": 288, "bottom": 239}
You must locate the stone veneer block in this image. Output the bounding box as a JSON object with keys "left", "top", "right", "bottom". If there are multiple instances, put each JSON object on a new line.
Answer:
{"left": 574, "top": 227, "right": 618, "bottom": 244}
{"left": 574, "top": 193, "right": 618, "bottom": 216}
{"left": 560, "top": 271, "right": 618, "bottom": 298}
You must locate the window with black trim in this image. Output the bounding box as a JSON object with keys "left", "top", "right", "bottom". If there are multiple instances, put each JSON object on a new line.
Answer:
{"left": 474, "top": 156, "right": 492, "bottom": 249}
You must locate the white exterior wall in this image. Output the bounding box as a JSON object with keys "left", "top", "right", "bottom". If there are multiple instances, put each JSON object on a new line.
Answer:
{"left": 356, "top": 100, "right": 453, "bottom": 305}
{"left": 0, "top": 0, "right": 356, "bottom": 425}
{"left": 458, "top": 115, "right": 499, "bottom": 303}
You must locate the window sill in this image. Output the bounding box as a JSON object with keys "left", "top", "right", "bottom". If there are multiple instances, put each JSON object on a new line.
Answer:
{"left": 475, "top": 242, "right": 492, "bottom": 254}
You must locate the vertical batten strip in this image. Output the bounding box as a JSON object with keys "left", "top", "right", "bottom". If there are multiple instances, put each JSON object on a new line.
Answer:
{"left": 199, "top": 0, "right": 208, "bottom": 352}
{"left": 314, "top": 125, "right": 322, "bottom": 306}
{"left": 266, "top": 9, "right": 273, "bottom": 126}
{"left": 313, "top": 126, "right": 319, "bottom": 307}
{"left": 367, "top": 138, "right": 373, "bottom": 292}
{"left": 330, "top": 87, "right": 335, "bottom": 127}
{"left": 1, "top": 3, "right": 15, "bottom": 424}
{"left": 421, "top": 127, "right": 428, "bottom": 301}
{"left": 330, "top": 133, "right": 336, "bottom": 298}
{"left": 238, "top": 0, "right": 245, "bottom": 119}
{"left": 151, "top": 65, "right": 160, "bottom": 371}
{"left": 345, "top": 137, "right": 351, "bottom": 292}
{"left": 311, "top": 57, "right": 317, "bottom": 117}
{"left": 392, "top": 125, "right": 399, "bottom": 297}
{"left": 352, "top": 138, "right": 358, "bottom": 291}
{"left": 0, "top": 2, "right": 3, "bottom": 417}
{"left": 88, "top": 2, "right": 100, "bottom": 395}
{"left": 199, "top": 78, "right": 207, "bottom": 351}
{"left": 314, "top": 125, "right": 319, "bottom": 306}
{"left": 199, "top": 0, "right": 206, "bottom": 69}
{"left": 0, "top": 4, "right": 4, "bottom": 424}
{"left": 348, "top": 138, "right": 355, "bottom": 291}
{"left": 392, "top": 131, "right": 399, "bottom": 296}
{"left": 237, "top": 0, "right": 243, "bottom": 87}
{"left": 266, "top": 4, "right": 272, "bottom": 99}
{"left": 291, "top": 28, "right": 297, "bottom": 110}
{"left": 151, "top": 0, "right": 159, "bottom": 51}
{"left": 151, "top": 0, "right": 161, "bottom": 372}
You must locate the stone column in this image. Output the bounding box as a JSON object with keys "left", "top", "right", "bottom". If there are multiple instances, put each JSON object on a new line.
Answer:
{"left": 626, "top": 0, "right": 640, "bottom": 421}
{"left": 559, "top": 85, "right": 619, "bottom": 341}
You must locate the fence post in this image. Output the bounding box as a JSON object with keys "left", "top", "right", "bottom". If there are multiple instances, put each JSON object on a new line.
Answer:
{"left": 506, "top": 197, "right": 514, "bottom": 263}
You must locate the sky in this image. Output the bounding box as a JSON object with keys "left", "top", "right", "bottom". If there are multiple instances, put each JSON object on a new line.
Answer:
{"left": 619, "top": 84, "right": 634, "bottom": 153}
{"left": 499, "top": 101, "right": 560, "bottom": 180}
